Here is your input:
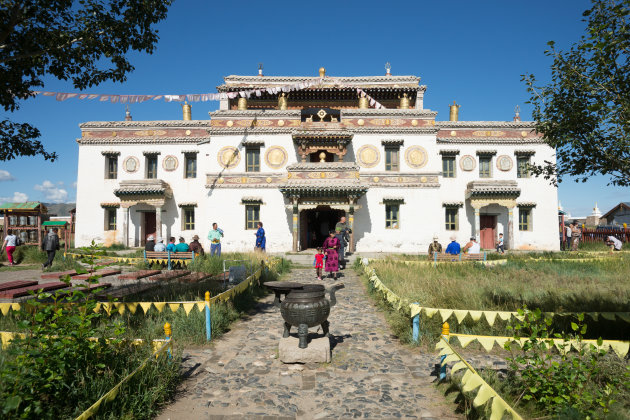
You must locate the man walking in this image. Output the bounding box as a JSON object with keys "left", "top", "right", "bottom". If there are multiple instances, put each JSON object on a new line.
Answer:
{"left": 208, "top": 223, "right": 224, "bottom": 257}
{"left": 335, "top": 216, "right": 351, "bottom": 269}
{"left": 42, "top": 228, "right": 60, "bottom": 270}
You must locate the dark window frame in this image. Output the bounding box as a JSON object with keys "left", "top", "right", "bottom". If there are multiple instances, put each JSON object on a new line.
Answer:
{"left": 517, "top": 156, "right": 531, "bottom": 178}
{"left": 245, "top": 147, "right": 261, "bottom": 173}
{"left": 105, "top": 155, "right": 118, "bottom": 179}
{"left": 245, "top": 204, "right": 260, "bottom": 230}
{"left": 146, "top": 155, "right": 158, "bottom": 179}
{"left": 384, "top": 147, "right": 400, "bottom": 172}
{"left": 445, "top": 207, "right": 459, "bottom": 231}
{"left": 385, "top": 204, "right": 400, "bottom": 229}
{"left": 184, "top": 154, "right": 197, "bottom": 179}
{"left": 442, "top": 156, "right": 456, "bottom": 178}
{"left": 479, "top": 156, "right": 492, "bottom": 178}
{"left": 182, "top": 207, "right": 195, "bottom": 230}
{"left": 519, "top": 208, "right": 532, "bottom": 231}
{"left": 105, "top": 208, "right": 117, "bottom": 231}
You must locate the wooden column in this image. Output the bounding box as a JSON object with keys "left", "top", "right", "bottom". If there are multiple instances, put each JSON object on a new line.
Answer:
{"left": 291, "top": 196, "right": 299, "bottom": 252}
{"left": 474, "top": 208, "right": 480, "bottom": 242}
{"left": 122, "top": 206, "right": 130, "bottom": 247}
{"left": 348, "top": 196, "right": 356, "bottom": 253}
{"left": 155, "top": 206, "right": 162, "bottom": 240}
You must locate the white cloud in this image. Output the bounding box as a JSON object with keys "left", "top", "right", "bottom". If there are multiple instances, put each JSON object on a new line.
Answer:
{"left": 0, "top": 170, "right": 14, "bottom": 182}
{"left": 0, "top": 192, "right": 28, "bottom": 204}
{"left": 72, "top": 181, "right": 77, "bottom": 189}
{"left": 34, "top": 180, "right": 69, "bottom": 203}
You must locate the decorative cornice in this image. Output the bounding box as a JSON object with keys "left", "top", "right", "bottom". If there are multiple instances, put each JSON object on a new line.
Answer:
{"left": 381, "top": 139, "right": 404, "bottom": 146}
{"left": 436, "top": 121, "right": 537, "bottom": 129}
{"left": 209, "top": 110, "right": 301, "bottom": 119}
{"left": 100, "top": 150, "right": 121, "bottom": 156}
{"left": 177, "top": 202, "right": 198, "bottom": 207}
{"left": 207, "top": 126, "right": 440, "bottom": 136}
{"left": 437, "top": 137, "right": 546, "bottom": 144}
{"left": 142, "top": 151, "right": 161, "bottom": 156}
{"left": 517, "top": 202, "right": 537, "bottom": 208}
{"left": 100, "top": 202, "right": 120, "bottom": 208}
{"left": 381, "top": 197, "right": 405, "bottom": 204}
{"left": 439, "top": 149, "right": 460, "bottom": 156}
{"left": 242, "top": 140, "right": 266, "bottom": 147}
{"left": 476, "top": 150, "right": 497, "bottom": 156}
{"left": 442, "top": 202, "right": 464, "bottom": 208}
{"left": 219, "top": 75, "right": 421, "bottom": 91}
{"left": 292, "top": 130, "right": 353, "bottom": 139}
{"left": 241, "top": 197, "right": 264, "bottom": 204}
{"left": 77, "top": 137, "right": 207, "bottom": 145}
{"left": 466, "top": 180, "right": 521, "bottom": 198}
{"left": 341, "top": 109, "right": 437, "bottom": 118}
{"left": 514, "top": 150, "right": 536, "bottom": 156}
{"left": 181, "top": 150, "right": 200, "bottom": 154}
{"left": 80, "top": 120, "right": 212, "bottom": 129}
{"left": 287, "top": 162, "right": 359, "bottom": 171}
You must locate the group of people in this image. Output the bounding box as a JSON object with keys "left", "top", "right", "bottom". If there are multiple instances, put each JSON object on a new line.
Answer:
{"left": 313, "top": 216, "right": 351, "bottom": 280}
{"left": 426, "top": 233, "right": 505, "bottom": 258}
{"left": 143, "top": 221, "right": 266, "bottom": 257}
{"left": 1, "top": 228, "right": 61, "bottom": 269}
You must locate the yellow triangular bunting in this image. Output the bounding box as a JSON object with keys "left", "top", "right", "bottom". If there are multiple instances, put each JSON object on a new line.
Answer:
{"left": 93, "top": 303, "right": 101, "bottom": 313}
{"left": 600, "top": 312, "right": 616, "bottom": 321}
{"left": 424, "top": 307, "right": 438, "bottom": 318}
{"left": 484, "top": 311, "right": 498, "bottom": 326}
{"left": 451, "top": 361, "right": 467, "bottom": 374}
{"left": 439, "top": 309, "right": 454, "bottom": 322}
{"left": 126, "top": 303, "right": 138, "bottom": 314}
{"left": 183, "top": 303, "right": 195, "bottom": 315}
{"left": 10, "top": 303, "right": 20, "bottom": 312}
{"left": 477, "top": 337, "right": 496, "bottom": 352}
{"left": 609, "top": 341, "right": 630, "bottom": 358}
{"left": 441, "top": 353, "right": 460, "bottom": 366}
{"left": 139, "top": 302, "right": 153, "bottom": 314}
{"left": 457, "top": 335, "right": 476, "bottom": 348}
{"left": 615, "top": 312, "right": 630, "bottom": 323}
{"left": 494, "top": 337, "right": 511, "bottom": 350}
{"left": 587, "top": 312, "right": 599, "bottom": 321}
{"left": 489, "top": 397, "right": 507, "bottom": 420}
{"left": 115, "top": 302, "right": 125, "bottom": 315}
{"left": 0, "top": 303, "right": 11, "bottom": 316}
{"left": 497, "top": 311, "right": 512, "bottom": 321}
{"left": 473, "top": 384, "right": 494, "bottom": 407}
{"left": 435, "top": 340, "right": 449, "bottom": 350}
{"left": 153, "top": 302, "right": 166, "bottom": 312}
{"left": 462, "top": 372, "right": 484, "bottom": 393}
{"left": 169, "top": 303, "right": 181, "bottom": 313}
{"left": 196, "top": 302, "right": 206, "bottom": 312}
{"left": 454, "top": 310, "right": 469, "bottom": 324}
{"left": 468, "top": 310, "right": 483, "bottom": 321}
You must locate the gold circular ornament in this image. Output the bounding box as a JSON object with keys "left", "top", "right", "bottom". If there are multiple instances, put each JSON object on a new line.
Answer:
{"left": 460, "top": 155, "right": 476, "bottom": 171}
{"left": 421, "top": 176, "right": 427, "bottom": 183}
{"left": 373, "top": 176, "right": 379, "bottom": 182}
{"left": 162, "top": 155, "right": 179, "bottom": 171}
{"left": 266, "top": 177, "right": 273, "bottom": 183}
{"left": 320, "top": 172, "right": 326, "bottom": 178}
{"left": 385, "top": 119, "right": 391, "bottom": 125}
{"left": 241, "top": 177, "right": 247, "bottom": 183}
{"left": 265, "top": 146, "right": 288, "bottom": 169}
{"left": 278, "top": 120, "right": 285, "bottom": 127}
{"left": 404, "top": 146, "right": 428, "bottom": 169}
{"left": 122, "top": 156, "right": 139, "bottom": 173}
{"left": 357, "top": 119, "right": 365, "bottom": 126}
{"left": 450, "top": 130, "right": 457, "bottom": 137}
{"left": 111, "top": 131, "right": 117, "bottom": 137}
{"left": 497, "top": 155, "right": 513, "bottom": 171}
{"left": 521, "top": 131, "right": 528, "bottom": 137}
{"left": 185, "top": 129, "right": 191, "bottom": 136}
{"left": 226, "top": 120, "right": 234, "bottom": 127}
{"left": 411, "top": 119, "right": 418, "bottom": 126}
{"left": 217, "top": 146, "right": 240, "bottom": 169}
{"left": 217, "top": 177, "right": 224, "bottom": 184}
{"left": 357, "top": 145, "right": 380, "bottom": 168}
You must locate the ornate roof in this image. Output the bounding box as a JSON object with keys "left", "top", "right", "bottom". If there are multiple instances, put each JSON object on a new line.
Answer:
{"left": 292, "top": 129, "right": 353, "bottom": 139}
{"left": 437, "top": 137, "right": 545, "bottom": 145}
{"left": 79, "top": 120, "right": 212, "bottom": 128}
{"left": 218, "top": 75, "right": 421, "bottom": 91}
{"left": 77, "top": 137, "right": 206, "bottom": 145}
{"left": 208, "top": 109, "right": 301, "bottom": 119}
{"left": 465, "top": 181, "right": 521, "bottom": 198}
{"left": 114, "top": 180, "right": 172, "bottom": 197}
{"left": 436, "top": 121, "right": 537, "bottom": 129}
{"left": 341, "top": 108, "right": 435, "bottom": 118}
{"left": 279, "top": 179, "right": 368, "bottom": 197}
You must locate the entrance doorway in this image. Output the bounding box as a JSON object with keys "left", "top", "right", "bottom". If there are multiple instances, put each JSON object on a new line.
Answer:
{"left": 300, "top": 206, "right": 345, "bottom": 250}
{"left": 142, "top": 212, "right": 156, "bottom": 245}
{"left": 480, "top": 215, "right": 497, "bottom": 249}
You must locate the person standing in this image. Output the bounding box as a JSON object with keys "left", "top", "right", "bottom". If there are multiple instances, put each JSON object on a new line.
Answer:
{"left": 255, "top": 222, "right": 266, "bottom": 252}
{"left": 208, "top": 223, "right": 224, "bottom": 257}
{"left": 1, "top": 230, "right": 18, "bottom": 266}
{"left": 565, "top": 223, "right": 573, "bottom": 251}
{"left": 496, "top": 233, "right": 505, "bottom": 254}
{"left": 335, "top": 216, "right": 351, "bottom": 269}
{"left": 571, "top": 221, "right": 582, "bottom": 251}
{"left": 145, "top": 235, "right": 155, "bottom": 251}
{"left": 313, "top": 247, "right": 325, "bottom": 280}
{"left": 42, "top": 228, "right": 60, "bottom": 269}
{"left": 322, "top": 230, "right": 340, "bottom": 280}
{"left": 188, "top": 235, "right": 204, "bottom": 255}
{"left": 427, "top": 235, "right": 442, "bottom": 259}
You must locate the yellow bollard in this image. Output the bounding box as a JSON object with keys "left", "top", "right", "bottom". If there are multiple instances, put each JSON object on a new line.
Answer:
{"left": 441, "top": 322, "right": 450, "bottom": 339}
{"left": 164, "top": 322, "right": 172, "bottom": 359}
{"left": 439, "top": 322, "right": 450, "bottom": 380}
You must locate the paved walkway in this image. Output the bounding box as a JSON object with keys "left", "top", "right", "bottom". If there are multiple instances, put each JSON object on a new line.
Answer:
{"left": 157, "top": 268, "right": 460, "bottom": 420}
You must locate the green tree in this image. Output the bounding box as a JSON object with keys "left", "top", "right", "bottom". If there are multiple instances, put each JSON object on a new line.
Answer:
{"left": 523, "top": 0, "right": 630, "bottom": 186}
{"left": 0, "top": 0, "right": 173, "bottom": 161}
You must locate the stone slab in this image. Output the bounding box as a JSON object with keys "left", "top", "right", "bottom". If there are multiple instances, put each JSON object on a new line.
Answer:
{"left": 41, "top": 270, "right": 79, "bottom": 279}
{"left": 73, "top": 269, "right": 121, "bottom": 280}
{"left": 279, "top": 336, "right": 331, "bottom": 364}
{"left": 118, "top": 270, "right": 161, "bottom": 280}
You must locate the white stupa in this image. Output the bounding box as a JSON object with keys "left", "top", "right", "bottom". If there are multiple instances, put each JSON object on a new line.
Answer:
{"left": 591, "top": 202, "right": 602, "bottom": 218}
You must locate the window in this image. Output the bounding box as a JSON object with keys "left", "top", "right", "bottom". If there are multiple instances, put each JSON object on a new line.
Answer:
{"left": 517, "top": 156, "right": 530, "bottom": 178}
{"left": 519, "top": 208, "right": 532, "bottom": 231}
{"left": 445, "top": 208, "right": 459, "bottom": 230}
{"left": 146, "top": 156, "right": 158, "bottom": 179}
{"left": 105, "top": 209, "right": 117, "bottom": 231}
{"left": 479, "top": 156, "right": 492, "bottom": 178}
{"left": 385, "top": 147, "right": 399, "bottom": 171}
{"left": 442, "top": 156, "right": 456, "bottom": 178}
{"left": 105, "top": 156, "right": 118, "bottom": 179}
{"left": 185, "top": 154, "right": 197, "bottom": 178}
{"left": 385, "top": 204, "right": 399, "bottom": 229}
{"left": 245, "top": 204, "right": 260, "bottom": 229}
{"left": 182, "top": 208, "right": 195, "bottom": 230}
{"left": 246, "top": 148, "right": 260, "bottom": 172}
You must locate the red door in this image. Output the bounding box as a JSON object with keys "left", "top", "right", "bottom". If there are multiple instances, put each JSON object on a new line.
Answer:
{"left": 480, "top": 215, "right": 496, "bottom": 249}
{"left": 143, "top": 212, "right": 156, "bottom": 245}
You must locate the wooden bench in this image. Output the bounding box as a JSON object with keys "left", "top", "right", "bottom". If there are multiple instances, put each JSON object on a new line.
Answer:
{"left": 144, "top": 251, "right": 195, "bottom": 270}
{"left": 433, "top": 252, "right": 487, "bottom": 262}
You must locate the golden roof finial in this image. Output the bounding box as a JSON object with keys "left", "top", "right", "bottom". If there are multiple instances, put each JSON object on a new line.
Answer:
{"left": 319, "top": 67, "right": 326, "bottom": 78}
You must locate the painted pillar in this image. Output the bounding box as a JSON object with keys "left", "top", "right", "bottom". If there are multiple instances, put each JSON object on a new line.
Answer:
{"left": 348, "top": 196, "right": 356, "bottom": 253}
{"left": 155, "top": 206, "right": 162, "bottom": 240}
{"left": 474, "top": 208, "right": 480, "bottom": 241}
{"left": 508, "top": 207, "right": 515, "bottom": 250}
{"left": 291, "top": 196, "right": 299, "bottom": 252}
{"left": 122, "top": 207, "right": 129, "bottom": 247}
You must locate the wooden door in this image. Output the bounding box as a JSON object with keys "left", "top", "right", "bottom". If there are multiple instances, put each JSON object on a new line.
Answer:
{"left": 143, "top": 212, "right": 156, "bottom": 245}
{"left": 480, "top": 215, "right": 496, "bottom": 249}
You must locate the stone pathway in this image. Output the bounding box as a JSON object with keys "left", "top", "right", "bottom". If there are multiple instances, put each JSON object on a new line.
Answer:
{"left": 157, "top": 268, "right": 461, "bottom": 420}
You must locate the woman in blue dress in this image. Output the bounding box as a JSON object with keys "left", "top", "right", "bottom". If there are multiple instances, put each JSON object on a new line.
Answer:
{"left": 255, "top": 222, "right": 266, "bottom": 252}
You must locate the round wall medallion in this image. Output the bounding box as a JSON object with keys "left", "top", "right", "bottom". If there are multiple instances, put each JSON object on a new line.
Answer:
{"left": 278, "top": 119, "right": 285, "bottom": 127}
{"left": 411, "top": 119, "right": 418, "bottom": 126}
{"left": 405, "top": 146, "right": 428, "bottom": 169}
{"left": 497, "top": 155, "right": 513, "bottom": 171}
{"left": 460, "top": 155, "right": 476, "bottom": 171}
{"left": 111, "top": 131, "right": 117, "bottom": 137}
{"left": 226, "top": 120, "right": 234, "bottom": 127}
{"left": 357, "top": 145, "right": 380, "bottom": 168}
{"left": 218, "top": 177, "right": 224, "bottom": 184}
{"left": 357, "top": 119, "right": 365, "bottom": 126}
{"left": 123, "top": 156, "right": 139, "bottom": 173}
{"left": 162, "top": 155, "right": 178, "bottom": 171}
{"left": 266, "top": 177, "right": 273, "bottom": 183}
{"left": 521, "top": 130, "right": 528, "bottom": 137}
{"left": 265, "top": 146, "right": 288, "bottom": 169}
{"left": 421, "top": 176, "right": 427, "bottom": 183}
{"left": 217, "top": 146, "right": 240, "bottom": 169}
{"left": 450, "top": 130, "right": 457, "bottom": 137}
{"left": 373, "top": 176, "right": 379, "bottom": 182}
{"left": 185, "top": 129, "right": 191, "bottom": 136}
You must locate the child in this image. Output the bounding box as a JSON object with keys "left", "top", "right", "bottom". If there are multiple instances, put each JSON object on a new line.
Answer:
{"left": 313, "top": 248, "right": 325, "bottom": 280}
{"left": 496, "top": 233, "right": 505, "bottom": 254}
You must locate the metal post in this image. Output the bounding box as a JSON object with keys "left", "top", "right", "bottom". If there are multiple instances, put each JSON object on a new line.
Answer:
{"left": 412, "top": 302, "right": 420, "bottom": 343}
{"left": 205, "top": 291, "right": 212, "bottom": 341}
{"left": 164, "top": 322, "right": 172, "bottom": 359}
{"left": 439, "top": 322, "right": 450, "bottom": 380}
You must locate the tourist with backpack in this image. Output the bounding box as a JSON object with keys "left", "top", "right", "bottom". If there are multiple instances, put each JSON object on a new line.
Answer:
{"left": 1, "top": 230, "right": 18, "bottom": 266}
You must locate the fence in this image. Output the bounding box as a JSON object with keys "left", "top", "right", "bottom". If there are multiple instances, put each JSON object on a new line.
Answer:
{"left": 581, "top": 227, "right": 630, "bottom": 243}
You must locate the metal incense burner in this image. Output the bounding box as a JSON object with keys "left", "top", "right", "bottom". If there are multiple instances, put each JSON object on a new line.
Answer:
{"left": 264, "top": 282, "right": 344, "bottom": 349}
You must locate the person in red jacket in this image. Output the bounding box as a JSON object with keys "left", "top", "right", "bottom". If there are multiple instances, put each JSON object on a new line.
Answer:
{"left": 313, "top": 247, "right": 325, "bottom": 280}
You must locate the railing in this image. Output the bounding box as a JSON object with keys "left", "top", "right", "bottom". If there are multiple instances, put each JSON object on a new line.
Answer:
{"left": 581, "top": 227, "right": 630, "bottom": 243}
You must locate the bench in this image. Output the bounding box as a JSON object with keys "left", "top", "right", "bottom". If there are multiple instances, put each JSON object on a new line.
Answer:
{"left": 144, "top": 251, "right": 195, "bottom": 270}
{"left": 433, "top": 252, "right": 487, "bottom": 262}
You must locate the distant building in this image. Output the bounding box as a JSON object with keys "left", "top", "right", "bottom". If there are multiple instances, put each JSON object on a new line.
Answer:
{"left": 74, "top": 69, "right": 560, "bottom": 251}
{"left": 601, "top": 202, "right": 630, "bottom": 226}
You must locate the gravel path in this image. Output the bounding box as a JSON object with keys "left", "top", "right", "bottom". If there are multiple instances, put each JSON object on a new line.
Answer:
{"left": 157, "top": 268, "right": 461, "bottom": 420}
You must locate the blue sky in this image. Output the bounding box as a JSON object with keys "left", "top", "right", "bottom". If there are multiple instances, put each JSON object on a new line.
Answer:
{"left": 0, "top": 0, "right": 626, "bottom": 216}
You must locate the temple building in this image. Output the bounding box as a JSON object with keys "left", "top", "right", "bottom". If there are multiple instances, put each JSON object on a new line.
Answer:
{"left": 75, "top": 68, "right": 559, "bottom": 252}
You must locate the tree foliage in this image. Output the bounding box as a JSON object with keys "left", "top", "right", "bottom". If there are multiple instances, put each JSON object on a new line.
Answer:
{"left": 0, "top": 0, "right": 173, "bottom": 161}
{"left": 523, "top": 0, "right": 630, "bottom": 186}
